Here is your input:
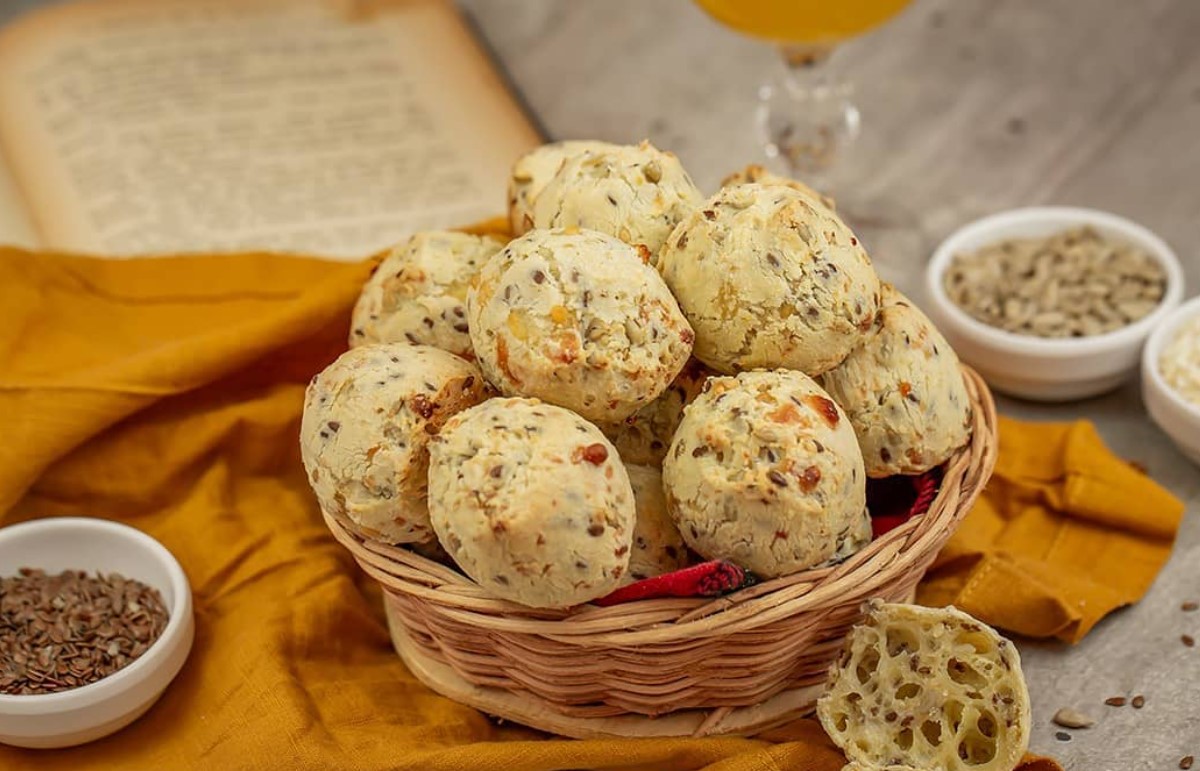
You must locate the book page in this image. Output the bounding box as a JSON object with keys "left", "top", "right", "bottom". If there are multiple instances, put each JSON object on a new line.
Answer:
{"left": 0, "top": 0, "right": 539, "bottom": 259}
{"left": 0, "top": 152, "right": 39, "bottom": 249}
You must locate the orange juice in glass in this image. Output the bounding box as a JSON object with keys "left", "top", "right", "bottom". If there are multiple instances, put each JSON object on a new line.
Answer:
{"left": 695, "top": 0, "right": 912, "bottom": 175}
{"left": 695, "top": 0, "right": 912, "bottom": 46}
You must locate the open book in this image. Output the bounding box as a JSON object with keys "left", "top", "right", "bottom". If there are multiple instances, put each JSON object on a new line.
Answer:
{"left": 0, "top": 0, "right": 540, "bottom": 259}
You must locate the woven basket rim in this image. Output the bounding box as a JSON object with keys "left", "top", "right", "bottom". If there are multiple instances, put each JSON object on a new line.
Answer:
{"left": 324, "top": 366, "right": 998, "bottom": 646}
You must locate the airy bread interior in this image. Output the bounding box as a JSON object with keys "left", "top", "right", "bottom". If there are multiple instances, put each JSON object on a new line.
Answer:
{"left": 818, "top": 601, "right": 1030, "bottom": 771}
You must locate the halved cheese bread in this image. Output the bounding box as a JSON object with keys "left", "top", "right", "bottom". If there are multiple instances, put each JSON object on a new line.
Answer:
{"left": 818, "top": 601, "right": 1030, "bottom": 771}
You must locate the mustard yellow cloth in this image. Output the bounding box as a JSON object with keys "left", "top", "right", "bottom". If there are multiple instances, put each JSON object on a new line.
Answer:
{"left": 7, "top": 235, "right": 1179, "bottom": 769}
{"left": 917, "top": 417, "right": 1184, "bottom": 642}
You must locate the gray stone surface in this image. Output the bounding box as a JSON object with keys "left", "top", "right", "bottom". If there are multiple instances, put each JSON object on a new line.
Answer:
{"left": 5, "top": 0, "right": 1198, "bottom": 766}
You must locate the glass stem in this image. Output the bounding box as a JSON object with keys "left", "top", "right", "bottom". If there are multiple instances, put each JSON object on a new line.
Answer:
{"left": 759, "top": 43, "right": 857, "bottom": 191}
{"left": 780, "top": 43, "right": 835, "bottom": 70}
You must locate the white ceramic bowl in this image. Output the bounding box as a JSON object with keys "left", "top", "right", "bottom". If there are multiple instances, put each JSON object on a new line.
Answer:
{"left": 924, "top": 207, "right": 1184, "bottom": 401}
{"left": 0, "top": 518, "right": 194, "bottom": 749}
{"left": 1143, "top": 296, "right": 1200, "bottom": 466}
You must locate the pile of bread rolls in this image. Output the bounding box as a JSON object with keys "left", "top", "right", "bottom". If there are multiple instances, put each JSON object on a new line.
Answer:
{"left": 301, "top": 140, "right": 972, "bottom": 610}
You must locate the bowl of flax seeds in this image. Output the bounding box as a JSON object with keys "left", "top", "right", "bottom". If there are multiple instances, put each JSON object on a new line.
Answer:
{"left": 0, "top": 517, "right": 194, "bottom": 748}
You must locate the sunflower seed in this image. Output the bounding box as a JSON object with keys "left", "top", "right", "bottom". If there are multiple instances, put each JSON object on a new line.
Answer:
{"left": 1052, "top": 708, "right": 1095, "bottom": 729}
{"left": 944, "top": 226, "right": 1165, "bottom": 339}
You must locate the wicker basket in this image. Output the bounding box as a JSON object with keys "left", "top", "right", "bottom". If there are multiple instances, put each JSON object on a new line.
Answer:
{"left": 323, "top": 367, "right": 997, "bottom": 738}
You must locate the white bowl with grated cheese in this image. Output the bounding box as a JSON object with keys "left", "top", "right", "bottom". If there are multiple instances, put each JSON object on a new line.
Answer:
{"left": 1143, "top": 296, "right": 1200, "bottom": 466}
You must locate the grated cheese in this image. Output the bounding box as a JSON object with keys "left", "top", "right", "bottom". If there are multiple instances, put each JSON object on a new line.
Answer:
{"left": 1159, "top": 314, "right": 1200, "bottom": 406}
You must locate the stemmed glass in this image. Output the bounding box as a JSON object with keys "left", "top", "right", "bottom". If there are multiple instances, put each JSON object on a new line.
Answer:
{"left": 694, "top": 0, "right": 917, "bottom": 278}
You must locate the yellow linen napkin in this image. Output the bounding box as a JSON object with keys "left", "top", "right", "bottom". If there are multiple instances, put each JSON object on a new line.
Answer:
{"left": 0, "top": 240, "right": 1071, "bottom": 770}
{"left": 917, "top": 416, "right": 1185, "bottom": 642}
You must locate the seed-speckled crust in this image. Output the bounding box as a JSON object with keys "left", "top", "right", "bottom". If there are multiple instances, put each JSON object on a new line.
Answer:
{"left": 508, "top": 140, "right": 618, "bottom": 236}
{"left": 468, "top": 228, "right": 694, "bottom": 423}
{"left": 300, "top": 344, "right": 491, "bottom": 544}
{"left": 820, "top": 285, "right": 972, "bottom": 478}
{"left": 350, "top": 231, "right": 505, "bottom": 359}
{"left": 662, "top": 369, "right": 870, "bottom": 578}
{"left": 598, "top": 358, "right": 714, "bottom": 466}
{"left": 428, "top": 398, "right": 635, "bottom": 608}
{"left": 659, "top": 183, "right": 881, "bottom": 376}
{"left": 530, "top": 141, "right": 703, "bottom": 262}
{"left": 624, "top": 464, "right": 690, "bottom": 583}
{"left": 818, "top": 601, "right": 1031, "bottom": 771}
{"left": 720, "top": 163, "right": 836, "bottom": 212}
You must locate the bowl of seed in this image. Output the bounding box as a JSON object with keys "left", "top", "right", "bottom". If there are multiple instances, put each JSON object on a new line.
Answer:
{"left": 925, "top": 207, "right": 1183, "bottom": 401}
{"left": 1143, "top": 296, "right": 1200, "bottom": 466}
{"left": 0, "top": 517, "right": 193, "bottom": 749}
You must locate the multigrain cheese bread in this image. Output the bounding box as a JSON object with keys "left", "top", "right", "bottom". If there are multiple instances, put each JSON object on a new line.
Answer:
{"left": 467, "top": 228, "right": 694, "bottom": 423}
{"left": 720, "top": 162, "right": 835, "bottom": 212}
{"left": 820, "top": 285, "right": 972, "bottom": 478}
{"left": 598, "top": 357, "right": 714, "bottom": 467}
{"left": 658, "top": 183, "right": 881, "bottom": 376}
{"left": 350, "top": 231, "right": 505, "bottom": 359}
{"left": 427, "top": 398, "right": 635, "bottom": 608}
{"left": 508, "top": 140, "right": 617, "bottom": 235}
{"left": 662, "top": 369, "right": 870, "bottom": 578}
{"left": 624, "top": 464, "right": 690, "bottom": 583}
{"left": 530, "top": 140, "right": 703, "bottom": 261}
{"left": 818, "top": 601, "right": 1031, "bottom": 771}
{"left": 299, "top": 344, "right": 490, "bottom": 544}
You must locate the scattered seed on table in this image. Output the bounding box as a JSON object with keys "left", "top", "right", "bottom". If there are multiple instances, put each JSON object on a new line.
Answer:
{"left": 1183, "top": 601, "right": 1199, "bottom": 612}
{"left": 1104, "top": 696, "right": 1127, "bottom": 707}
{"left": 1052, "top": 708, "right": 1095, "bottom": 729}
{"left": 1184, "top": 635, "right": 1196, "bottom": 648}
{"left": 1054, "top": 731, "right": 1071, "bottom": 742}
{"left": 1131, "top": 695, "right": 1145, "bottom": 709}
